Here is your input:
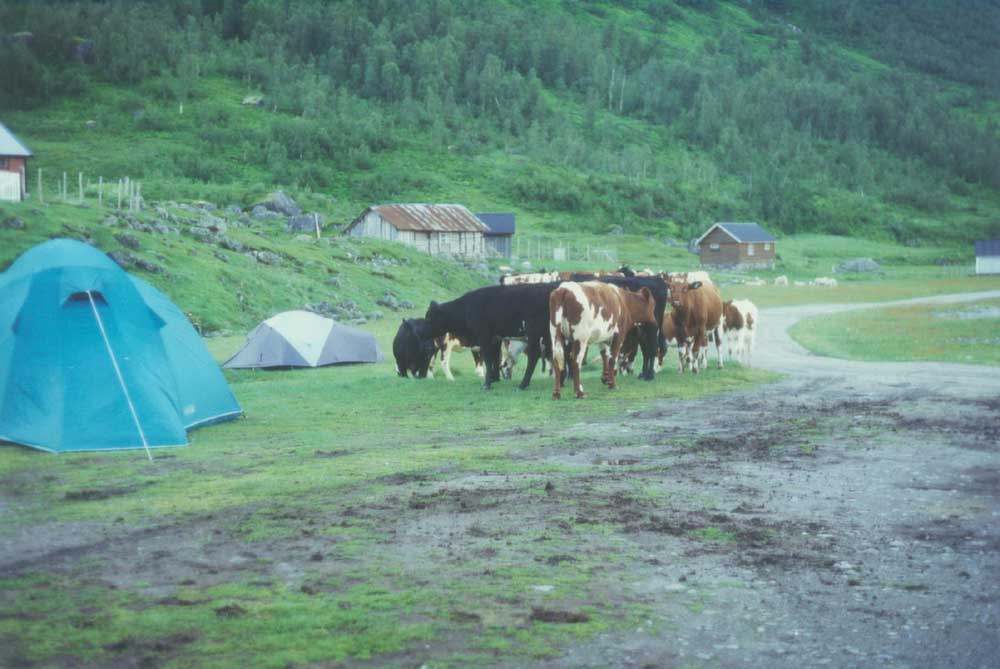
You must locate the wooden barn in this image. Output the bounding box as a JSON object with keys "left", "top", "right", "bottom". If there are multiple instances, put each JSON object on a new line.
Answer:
{"left": 697, "top": 222, "right": 776, "bottom": 270}
{"left": 476, "top": 213, "right": 515, "bottom": 258}
{"left": 345, "top": 204, "right": 487, "bottom": 259}
{"left": 0, "top": 121, "right": 32, "bottom": 202}
{"left": 975, "top": 239, "right": 1000, "bottom": 275}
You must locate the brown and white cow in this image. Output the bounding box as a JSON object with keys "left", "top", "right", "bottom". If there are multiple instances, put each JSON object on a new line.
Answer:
{"left": 728, "top": 299, "right": 758, "bottom": 366}
{"left": 431, "top": 333, "right": 485, "bottom": 381}
{"left": 666, "top": 279, "right": 724, "bottom": 373}
{"left": 722, "top": 300, "right": 745, "bottom": 361}
{"left": 549, "top": 281, "right": 656, "bottom": 399}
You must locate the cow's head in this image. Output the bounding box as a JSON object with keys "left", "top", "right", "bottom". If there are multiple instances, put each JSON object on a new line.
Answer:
{"left": 424, "top": 300, "right": 448, "bottom": 338}
{"left": 668, "top": 280, "right": 701, "bottom": 309}
{"left": 624, "top": 286, "right": 657, "bottom": 326}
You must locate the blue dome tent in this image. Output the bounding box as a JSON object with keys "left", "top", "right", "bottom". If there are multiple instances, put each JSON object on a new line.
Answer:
{"left": 0, "top": 239, "right": 242, "bottom": 455}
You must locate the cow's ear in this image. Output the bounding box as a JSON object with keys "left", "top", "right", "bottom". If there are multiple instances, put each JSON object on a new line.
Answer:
{"left": 429, "top": 300, "right": 439, "bottom": 309}
{"left": 689, "top": 281, "right": 702, "bottom": 290}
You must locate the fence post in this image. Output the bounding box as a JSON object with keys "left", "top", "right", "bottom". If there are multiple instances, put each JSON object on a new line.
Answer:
{"left": 314, "top": 213, "right": 321, "bottom": 241}
{"left": 62, "top": 172, "right": 67, "bottom": 201}
{"left": 117, "top": 179, "right": 122, "bottom": 209}
{"left": 37, "top": 168, "right": 43, "bottom": 204}
{"left": 98, "top": 176, "right": 103, "bottom": 206}
{"left": 78, "top": 172, "right": 83, "bottom": 202}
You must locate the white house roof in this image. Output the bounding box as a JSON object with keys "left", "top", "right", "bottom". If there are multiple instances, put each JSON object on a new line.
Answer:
{"left": 0, "top": 121, "right": 32, "bottom": 157}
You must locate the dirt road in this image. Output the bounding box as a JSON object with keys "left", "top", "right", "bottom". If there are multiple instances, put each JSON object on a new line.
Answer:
{"left": 545, "top": 291, "right": 1000, "bottom": 668}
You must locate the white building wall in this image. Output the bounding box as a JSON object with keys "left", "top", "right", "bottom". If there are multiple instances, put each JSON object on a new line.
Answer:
{"left": 347, "top": 212, "right": 484, "bottom": 258}
{"left": 976, "top": 256, "right": 1000, "bottom": 275}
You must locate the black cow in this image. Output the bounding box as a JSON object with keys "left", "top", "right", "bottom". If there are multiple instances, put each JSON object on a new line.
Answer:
{"left": 595, "top": 275, "right": 669, "bottom": 380}
{"left": 423, "top": 283, "right": 557, "bottom": 390}
{"left": 392, "top": 318, "right": 436, "bottom": 378}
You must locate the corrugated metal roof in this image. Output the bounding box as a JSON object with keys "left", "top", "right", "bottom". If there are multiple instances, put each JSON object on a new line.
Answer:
{"left": 975, "top": 239, "right": 1000, "bottom": 256}
{"left": 476, "top": 213, "right": 515, "bottom": 235}
{"left": 0, "top": 120, "right": 32, "bottom": 157}
{"left": 366, "top": 204, "right": 488, "bottom": 233}
{"left": 696, "top": 222, "right": 775, "bottom": 246}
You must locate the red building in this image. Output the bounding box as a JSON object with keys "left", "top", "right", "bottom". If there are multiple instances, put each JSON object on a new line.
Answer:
{"left": 0, "top": 121, "right": 32, "bottom": 202}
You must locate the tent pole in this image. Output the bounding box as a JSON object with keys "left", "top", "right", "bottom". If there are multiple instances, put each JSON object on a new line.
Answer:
{"left": 86, "top": 291, "right": 153, "bottom": 461}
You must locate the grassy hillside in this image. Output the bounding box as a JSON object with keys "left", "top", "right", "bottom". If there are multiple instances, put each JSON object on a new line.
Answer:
{"left": 2, "top": 0, "right": 999, "bottom": 248}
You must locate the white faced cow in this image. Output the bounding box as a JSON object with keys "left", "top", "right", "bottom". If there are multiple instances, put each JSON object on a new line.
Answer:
{"left": 549, "top": 281, "right": 657, "bottom": 399}
{"left": 666, "top": 279, "right": 725, "bottom": 373}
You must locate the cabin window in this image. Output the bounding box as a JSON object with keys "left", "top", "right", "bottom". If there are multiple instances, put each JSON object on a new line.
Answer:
{"left": 764, "top": 243, "right": 771, "bottom": 251}
{"left": 709, "top": 243, "right": 720, "bottom": 251}
{"left": 0, "top": 159, "right": 7, "bottom": 169}
{"left": 747, "top": 243, "right": 755, "bottom": 256}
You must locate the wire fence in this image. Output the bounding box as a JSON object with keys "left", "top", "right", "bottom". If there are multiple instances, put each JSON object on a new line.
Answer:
{"left": 32, "top": 168, "right": 144, "bottom": 211}
{"left": 511, "top": 236, "right": 618, "bottom": 266}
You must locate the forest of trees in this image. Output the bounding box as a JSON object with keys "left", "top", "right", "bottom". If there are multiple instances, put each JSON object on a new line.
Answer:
{"left": 1, "top": 0, "right": 999, "bottom": 240}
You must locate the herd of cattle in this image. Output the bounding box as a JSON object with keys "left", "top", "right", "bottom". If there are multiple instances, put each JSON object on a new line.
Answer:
{"left": 392, "top": 268, "right": 758, "bottom": 399}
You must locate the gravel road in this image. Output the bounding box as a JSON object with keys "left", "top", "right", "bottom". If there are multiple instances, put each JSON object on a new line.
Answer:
{"left": 548, "top": 291, "right": 1000, "bottom": 669}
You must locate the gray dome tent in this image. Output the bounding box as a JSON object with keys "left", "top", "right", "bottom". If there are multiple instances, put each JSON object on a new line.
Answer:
{"left": 224, "top": 310, "right": 383, "bottom": 369}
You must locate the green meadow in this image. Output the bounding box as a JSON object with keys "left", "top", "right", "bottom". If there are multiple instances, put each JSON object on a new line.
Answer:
{"left": 790, "top": 297, "right": 1000, "bottom": 366}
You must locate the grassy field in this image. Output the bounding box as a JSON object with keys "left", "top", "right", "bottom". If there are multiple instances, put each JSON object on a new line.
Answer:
{"left": 789, "top": 297, "right": 1000, "bottom": 366}
{"left": 0, "top": 321, "right": 776, "bottom": 668}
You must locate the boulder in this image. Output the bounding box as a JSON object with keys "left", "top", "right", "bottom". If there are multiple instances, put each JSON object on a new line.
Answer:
{"left": 813, "top": 277, "right": 838, "bottom": 287}
{"left": 188, "top": 226, "right": 214, "bottom": 242}
{"left": 216, "top": 235, "right": 245, "bottom": 253}
{"left": 325, "top": 276, "right": 342, "bottom": 288}
{"left": 837, "top": 258, "right": 880, "bottom": 273}
{"left": 250, "top": 205, "right": 280, "bottom": 222}
{"left": 107, "top": 250, "right": 136, "bottom": 269}
{"left": 377, "top": 292, "right": 400, "bottom": 310}
{"left": 252, "top": 250, "right": 281, "bottom": 265}
{"left": 254, "top": 190, "right": 300, "bottom": 217}
{"left": 774, "top": 275, "right": 789, "bottom": 286}
{"left": 286, "top": 212, "right": 324, "bottom": 234}
{"left": 200, "top": 213, "right": 227, "bottom": 233}
{"left": 134, "top": 257, "right": 165, "bottom": 274}
{"left": 115, "top": 232, "right": 140, "bottom": 250}
{"left": 225, "top": 204, "right": 243, "bottom": 216}
{"left": 2, "top": 216, "right": 25, "bottom": 230}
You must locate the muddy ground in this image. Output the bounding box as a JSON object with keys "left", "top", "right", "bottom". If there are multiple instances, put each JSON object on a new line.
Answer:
{"left": 2, "top": 291, "right": 999, "bottom": 668}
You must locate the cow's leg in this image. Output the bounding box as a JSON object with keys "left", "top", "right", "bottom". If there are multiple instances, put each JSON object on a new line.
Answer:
{"left": 519, "top": 332, "right": 544, "bottom": 390}
{"left": 440, "top": 342, "right": 456, "bottom": 381}
{"left": 472, "top": 348, "right": 485, "bottom": 378}
{"left": 606, "top": 337, "right": 622, "bottom": 390}
{"left": 600, "top": 347, "right": 611, "bottom": 385}
{"left": 714, "top": 328, "right": 724, "bottom": 369}
{"left": 551, "top": 331, "right": 564, "bottom": 399}
{"left": 571, "top": 340, "right": 586, "bottom": 399}
{"left": 637, "top": 326, "right": 655, "bottom": 380}
{"left": 479, "top": 338, "right": 498, "bottom": 390}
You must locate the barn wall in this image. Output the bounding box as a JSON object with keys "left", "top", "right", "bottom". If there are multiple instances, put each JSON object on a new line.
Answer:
{"left": 486, "top": 235, "right": 512, "bottom": 258}
{"left": 739, "top": 241, "right": 776, "bottom": 263}
{"left": 0, "top": 156, "right": 27, "bottom": 201}
{"left": 348, "top": 212, "right": 485, "bottom": 258}
{"left": 977, "top": 256, "right": 1000, "bottom": 275}
{"left": 700, "top": 240, "right": 741, "bottom": 266}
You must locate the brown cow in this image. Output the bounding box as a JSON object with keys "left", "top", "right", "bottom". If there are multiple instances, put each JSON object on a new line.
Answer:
{"left": 549, "top": 281, "right": 656, "bottom": 399}
{"left": 666, "top": 280, "right": 724, "bottom": 374}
